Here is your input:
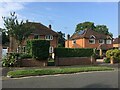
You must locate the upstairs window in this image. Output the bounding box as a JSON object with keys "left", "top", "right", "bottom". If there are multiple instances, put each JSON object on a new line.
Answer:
{"left": 89, "top": 35, "right": 95, "bottom": 44}
{"left": 99, "top": 39, "right": 104, "bottom": 44}
{"left": 45, "top": 35, "right": 53, "bottom": 40}
{"left": 106, "top": 40, "right": 112, "bottom": 44}
{"left": 34, "top": 34, "right": 39, "bottom": 39}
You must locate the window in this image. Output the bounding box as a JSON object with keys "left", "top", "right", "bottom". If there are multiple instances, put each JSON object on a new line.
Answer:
{"left": 49, "top": 46, "right": 53, "bottom": 53}
{"left": 89, "top": 39, "right": 95, "bottom": 44}
{"left": 106, "top": 40, "right": 112, "bottom": 44}
{"left": 72, "top": 40, "right": 76, "bottom": 44}
{"left": 45, "top": 35, "right": 53, "bottom": 40}
{"left": 34, "top": 35, "right": 39, "bottom": 39}
{"left": 89, "top": 35, "right": 95, "bottom": 44}
{"left": 99, "top": 39, "right": 104, "bottom": 44}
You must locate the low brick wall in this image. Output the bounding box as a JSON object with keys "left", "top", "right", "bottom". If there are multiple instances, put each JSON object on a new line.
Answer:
{"left": 55, "top": 57, "right": 95, "bottom": 66}
{"left": 20, "top": 59, "right": 47, "bottom": 67}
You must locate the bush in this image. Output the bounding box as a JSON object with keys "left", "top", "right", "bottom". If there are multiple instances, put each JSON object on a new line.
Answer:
{"left": 26, "top": 39, "right": 50, "bottom": 60}
{"left": 20, "top": 53, "right": 32, "bottom": 59}
{"left": 104, "top": 58, "right": 110, "bottom": 63}
{"left": 106, "top": 49, "right": 120, "bottom": 63}
{"left": 54, "top": 48, "right": 94, "bottom": 58}
{"left": 2, "top": 53, "right": 19, "bottom": 67}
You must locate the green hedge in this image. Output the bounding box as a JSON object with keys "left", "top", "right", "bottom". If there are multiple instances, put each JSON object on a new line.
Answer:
{"left": 54, "top": 48, "right": 94, "bottom": 58}
{"left": 26, "top": 39, "right": 50, "bottom": 60}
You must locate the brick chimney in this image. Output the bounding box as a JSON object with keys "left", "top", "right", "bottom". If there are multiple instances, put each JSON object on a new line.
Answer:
{"left": 67, "top": 34, "right": 70, "bottom": 48}
{"left": 49, "top": 24, "right": 52, "bottom": 29}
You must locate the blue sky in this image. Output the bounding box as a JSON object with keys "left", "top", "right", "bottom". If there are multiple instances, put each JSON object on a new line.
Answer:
{"left": 0, "top": 2, "right": 118, "bottom": 38}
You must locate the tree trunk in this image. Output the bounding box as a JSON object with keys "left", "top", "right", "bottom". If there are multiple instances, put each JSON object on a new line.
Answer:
{"left": 9, "top": 36, "right": 14, "bottom": 52}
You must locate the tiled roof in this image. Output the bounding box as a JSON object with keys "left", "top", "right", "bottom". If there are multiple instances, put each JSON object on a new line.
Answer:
{"left": 27, "top": 22, "right": 58, "bottom": 36}
{"left": 70, "top": 29, "right": 111, "bottom": 40}
{"left": 113, "top": 38, "right": 120, "bottom": 44}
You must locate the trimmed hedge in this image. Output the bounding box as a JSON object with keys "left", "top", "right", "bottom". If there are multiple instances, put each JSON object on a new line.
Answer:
{"left": 26, "top": 39, "right": 50, "bottom": 60}
{"left": 54, "top": 48, "right": 94, "bottom": 58}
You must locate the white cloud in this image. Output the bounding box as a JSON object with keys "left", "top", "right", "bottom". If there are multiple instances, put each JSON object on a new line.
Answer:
{"left": 0, "top": 2, "right": 26, "bottom": 28}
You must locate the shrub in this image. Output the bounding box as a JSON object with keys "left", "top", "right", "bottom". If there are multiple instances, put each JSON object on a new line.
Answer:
{"left": 26, "top": 39, "right": 50, "bottom": 60}
{"left": 106, "top": 49, "right": 120, "bottom": 63}
{"left": 2, "top": 53, "right": 19, "bottom": 67}
{"left": 20, "top": 53, "right": 32, "bottom": 59}
{"left": 54, "top": 48, "right": 94, "bottom": 58}
{"left": 104, "top": 58, "right": 110, "bottom": 63}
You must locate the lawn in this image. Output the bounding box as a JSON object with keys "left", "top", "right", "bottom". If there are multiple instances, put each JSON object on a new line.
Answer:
{"left": 7, "top": 66, "right": 114, "bottom": 78}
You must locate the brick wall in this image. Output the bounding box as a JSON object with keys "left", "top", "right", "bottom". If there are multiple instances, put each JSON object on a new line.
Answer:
{"left": 20, "top": 59, "right": 47, "bottom": 67}
{"left": 55, "top": 57, "right": 95, "bottom": 66}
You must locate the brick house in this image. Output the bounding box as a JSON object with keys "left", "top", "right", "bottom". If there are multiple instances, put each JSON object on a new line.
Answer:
{"left": 65, "top": 29, "right": 113, "bottom": 56}
{"left": 113, "top": 38, "right": 120, "bottom": 49}
{"left": 10, "top": 22, "right": 58, "bottom": 53}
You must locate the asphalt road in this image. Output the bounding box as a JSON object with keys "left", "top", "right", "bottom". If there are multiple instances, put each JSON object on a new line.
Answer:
{"left": 2, "top": 70, "right": 118, "bottom": 88}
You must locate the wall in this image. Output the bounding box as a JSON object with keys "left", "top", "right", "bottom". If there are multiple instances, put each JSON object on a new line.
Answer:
{"left": 55, "top": 57, "right": 95, "bottom": 66}
{"left": 21, "top": 59, "right": 47, "bottom": 67}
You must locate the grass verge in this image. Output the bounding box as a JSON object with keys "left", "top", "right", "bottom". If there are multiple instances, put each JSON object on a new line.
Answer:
{"left": 7, "top": 66, "right": 114, "bottom": 78}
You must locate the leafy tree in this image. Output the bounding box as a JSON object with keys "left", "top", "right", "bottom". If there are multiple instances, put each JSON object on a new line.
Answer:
{"left": 75, "top": 22, "right": 95, "bottom": 32}
{"left": 119, "top": 35, "right": 120, "bottom": 38}
{"left": 2, "top": 12, "right": 33, "bottom": 52}
{"left": 57, "top": 31, "right": 65, "bottom": 47}
{"left": 2, "top": 31, "right": 9, "bottom": 46}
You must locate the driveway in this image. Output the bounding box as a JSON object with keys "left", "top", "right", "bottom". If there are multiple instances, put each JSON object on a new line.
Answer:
{"left": 2, "top": 70, "right": 118, "bottom": 88}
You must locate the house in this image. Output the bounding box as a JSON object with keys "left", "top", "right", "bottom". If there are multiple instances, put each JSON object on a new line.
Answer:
{"left": 9, "top": 22, "right": 58, "bottom": 53}
{"left": 113, "top": 38, "right": 120, "bottom": 49}
{"left": 65, "top": 29, "right": 113, "bottom": 56}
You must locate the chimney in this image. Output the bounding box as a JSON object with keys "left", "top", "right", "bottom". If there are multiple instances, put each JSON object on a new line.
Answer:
{"left": 67, "top": 34, "right": 70, "bottom": 48}
{"left": 49, "top": 24, "right": 52, "bottom": 29}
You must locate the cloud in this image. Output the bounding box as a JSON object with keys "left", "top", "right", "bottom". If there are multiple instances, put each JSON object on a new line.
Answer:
{"left": 0, "top": 1, "right": 26, "bottom": 28}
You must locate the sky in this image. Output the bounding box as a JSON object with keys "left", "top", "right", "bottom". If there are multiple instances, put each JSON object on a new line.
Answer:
{"left": 0, "top": 0, "right": 119, "bottom": 38}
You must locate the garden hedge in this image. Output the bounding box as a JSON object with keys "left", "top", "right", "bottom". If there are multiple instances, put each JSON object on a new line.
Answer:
{"left": 26, "top": 39, "right": 50, "bottom": 60}
{"left": 54, "top": 48, "right": 94, "bottom": 58}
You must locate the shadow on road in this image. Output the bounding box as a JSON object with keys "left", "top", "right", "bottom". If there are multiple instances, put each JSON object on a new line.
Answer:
{"left": 82, "top": 83, "right": 114, "bottom": 88}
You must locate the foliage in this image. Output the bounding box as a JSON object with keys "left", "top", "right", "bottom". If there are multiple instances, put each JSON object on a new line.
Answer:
{"left": 106, "top": 49, "right": 120, "bottom": 63}
{"left": 26, "top": 39, "right": 50, "bottom": 60}
{"left": 75, "top": 21, "right": 95, "bottom": 32}
{"left": 75, "top": 21, "right": 113, "bottom": 37}
{"left": 2, "top": 12, "right": 34, "bottom": 52}
{"left": 2, "top": 53, "right": 18, "bottom": 67}
{"left": 57, "top": 31, "right": 65, "bottom": 47}
{"left": 7, "top": 66, "right": 114, "bottom": 78}
{"left": 20, "top": 53, "right": 32, "bottom": 59}
{"left": 104, "top": 58, "right": 110, "bottom": 63}
{"left": 95, "top": 25, "right": 113, "bottom": 37}
{"left": 2, "top": 31, "right": 9, "bottom": 46}
{"left": 119, "top": 35, "right": 120, "bottom": 38}
{"left": 54, "top": 48, "right": 94, "bottom": 57}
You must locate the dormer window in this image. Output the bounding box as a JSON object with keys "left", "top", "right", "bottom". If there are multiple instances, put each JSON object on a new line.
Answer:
{"left": 45, "top": 35, "right": 53, "bottom": 40}
{"left": 89, "top": 35, "right": 95, "bottom": 44}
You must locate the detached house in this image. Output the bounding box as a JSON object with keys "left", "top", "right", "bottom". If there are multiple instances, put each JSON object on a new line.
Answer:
{"left": 10, "top": 22, "right": 58, "bottom": 53}
{"left": 65, "top": 29, "right": 113, "bottom": 56}
{"left": 113, "top": 38, "right": 120, "bottom": 49}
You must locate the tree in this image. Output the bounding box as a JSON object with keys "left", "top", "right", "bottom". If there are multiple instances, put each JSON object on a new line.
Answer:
{"left": 57, "top": 31, "right": 65, "bottom": 47}
{"left": 2, "top": 12, "right": 33, "bottom": 52}
{"left": 2, "top": 31, "right": 9, "bottom": 46}
{"left": 75, "top": 22, "right": 95, "bottom": 32}
{"left": 119, "top": 35, "right": 120, "bottom": 38}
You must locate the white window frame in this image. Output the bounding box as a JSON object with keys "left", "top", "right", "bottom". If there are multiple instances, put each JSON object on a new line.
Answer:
{"left": 99, "top": 39, "right": 104, "bottom": 44}
{"left": 45, "top": 35, "right": 53, "bottom": 40}
{"left": 49, "top": 46, "right": 54, "bottom": 53}
{"left": 106, "top": 39, "right": 112, "bottom": 44}
{"left": 34, "top": 34, "right": 39, "bottom": 39}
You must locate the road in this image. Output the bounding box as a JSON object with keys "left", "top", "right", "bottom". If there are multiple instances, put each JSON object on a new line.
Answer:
{"left": 2, "top": 70, "right": 118, "bottom": 88}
